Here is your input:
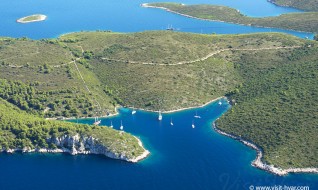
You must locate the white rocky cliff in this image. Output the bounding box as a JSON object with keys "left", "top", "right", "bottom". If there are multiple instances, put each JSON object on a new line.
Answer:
{"left": 3, "top": 134, "right": 149, "bottom": 163}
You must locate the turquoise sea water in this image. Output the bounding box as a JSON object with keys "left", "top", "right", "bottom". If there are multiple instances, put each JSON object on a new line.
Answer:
{"left": 0, "top": 0, "right": 313, "bottom": 39}
{"left": 0, "top": 100, "right": 318, "bottom": 190}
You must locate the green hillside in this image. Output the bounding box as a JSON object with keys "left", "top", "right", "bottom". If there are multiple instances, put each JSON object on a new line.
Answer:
{"left": 0, "top": 38, "right": 116, "bottom": 118}
{"left": 270, "top": 0, "right": 318, "bottom": 12}
{"left": 1, "top": 31, "right": 317, "bottom": 168}
{"left": 0, "top": 98, "right": 145, "bottom": 159}
{"left": 59, "top": 31, "right": 305, "bottom": 110}
{"left": 144, "top": 3, "right": 318, "bottom": 34}
{"left": 216, "top": 45, "right": 318, "bottom": 168}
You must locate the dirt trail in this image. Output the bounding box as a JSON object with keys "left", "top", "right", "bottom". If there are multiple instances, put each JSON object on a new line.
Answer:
{"left": 102, "top": 45, "right": 302, "bottom": 66}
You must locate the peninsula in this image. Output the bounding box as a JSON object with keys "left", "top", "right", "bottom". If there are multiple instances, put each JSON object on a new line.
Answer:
{"left": 141, "top": 3, "right": 318, "bottom": 34}
{"left": 0, "top": 98, "right": 149, "bottom": 162}
{"left": 17, "top": 14, "right": 47, "bottom": 23}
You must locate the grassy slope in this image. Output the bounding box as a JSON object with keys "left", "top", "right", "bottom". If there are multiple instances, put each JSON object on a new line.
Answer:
{"left": 145, "top": 3, "right": 318, "bottom": 34}
{"left": 0, "top": 38, "right": 73, "bottom": 67}
{"left": 0, "top": 98, "right": 144, "bottom": 159}
{"left": 60, "top": 31, "right": 304, "bottom": 110}
{"left": 92, "top": 58, "right": 237, "bottom": 110}
{"left": 270, "top": 0, "right": 318, "bottom": 11}
{"left": 0, "top": 38, "right": 116, "bottom": 118}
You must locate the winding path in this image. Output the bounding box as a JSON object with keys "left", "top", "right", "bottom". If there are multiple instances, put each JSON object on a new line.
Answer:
{"left": 102, "top": 45, "right": 302, "bottom": 66}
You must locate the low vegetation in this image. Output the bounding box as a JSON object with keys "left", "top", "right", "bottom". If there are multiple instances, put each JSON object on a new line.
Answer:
{"left": 216, "top": 45, "right": 318, "bottom": 169}
{"left": 0, "top": 38, "right": 116, "bottom": 118}
{"left": 0, "top": 98, "right": 144, "bottom": 159}
{"left": 145, "top": 3, "right": 318, "bottom": 34}
{"left": 269, "top": 0, "right": 318, "bottom": 12}
{"left": 92, "top": 57, "right": 239, "bottom": 110}
{"left": 60, "top": 31, "right": 304, "bottom": 110}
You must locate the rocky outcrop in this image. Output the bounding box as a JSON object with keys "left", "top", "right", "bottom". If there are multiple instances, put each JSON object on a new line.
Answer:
{"left": 2, "top": 134, "right": 149, "bottom": 163}
{"left": 212, "top": 122, "right": 318, "bottom": 176}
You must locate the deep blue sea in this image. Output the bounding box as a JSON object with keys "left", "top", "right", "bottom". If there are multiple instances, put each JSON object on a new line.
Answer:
{"left": 0, "top": 100, "right": 318, "bottom": 190}
{"left": 0, "top": 0, "right": 313, "bottom": 39}
{"left": 1, "top": 0, "right": 318, "bottom": 189}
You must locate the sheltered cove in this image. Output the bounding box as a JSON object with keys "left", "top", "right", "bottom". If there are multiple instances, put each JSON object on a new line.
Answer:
{"left": 0, "top": 28, "right": 318, "bottom": 172}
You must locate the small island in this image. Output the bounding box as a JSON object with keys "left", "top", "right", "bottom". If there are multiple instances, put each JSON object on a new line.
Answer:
{"left": 17, "top": 14, "right": 47, "bottom": 23}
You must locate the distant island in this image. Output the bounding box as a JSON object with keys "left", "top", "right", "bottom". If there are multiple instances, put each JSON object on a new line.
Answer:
{"left": 17, "top": 14, "right": 47, "bottom": 23}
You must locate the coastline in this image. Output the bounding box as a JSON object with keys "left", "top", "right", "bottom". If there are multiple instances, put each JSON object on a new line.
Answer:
{"left": 2, "top": 134, "right": 150, "bottom": 163}
{"left": 129, "top": 136, "right": 150, "bottom": 163}
{"left": 2, "top": 146, "right": 149, "bottom": 163}
{"left": 46, "top": 106, "right": 120, "bottom": 121}
{"left": 140, "top": 3, "right": 313, "bottom": 35}
{"left": 212, "top": 121, "right": 318, "bottom": 176}
{"left": 266, "top": 0, "right": 291, "bottom": 9}
{"left": 45, "top": 96, "right": 221, "bottom": 121}
{"left": 133, "top": 96, "right": 224, "bottom": 114}
{"left": 17, "top": 14, "right": 47, "bottom": 24}
{"left": 47, "top": 97, "right": 224, "bottom": 121}
{"left": 42, "top": 97, "right": 222, "bottom": 163}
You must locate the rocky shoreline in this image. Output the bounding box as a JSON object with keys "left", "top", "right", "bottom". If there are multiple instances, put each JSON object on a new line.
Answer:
{"left": 135, "top": 96, "right": 224, "bottom": 114}
{"left": 212, "top": 122, "right": 318, "bottom": 176}
{"left": 130, "top": 136, "right": 150, "bottom": 163}
{"left": 2, "top": 134, "right": 149, "bottom": 163}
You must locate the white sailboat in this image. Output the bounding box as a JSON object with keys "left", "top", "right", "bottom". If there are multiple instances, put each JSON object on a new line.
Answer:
{"left": 194, "top": 111, "right": 201, "bottom": 119}
{"left": 93, "top": 116, "right": 101, "bottom": 125}
{"left": 166, "top": 24, "right": 174, "bottom": 31}
{"left": 218, "top": 101, "right": 222, "bottom": 105}
{"left": 192, "top": 121, "right": 195, "bottom": 128}
{"left": 132, "top": 107, "right": 136, "bottom": 115}
{"left": 120, "top": 120, "right": 124, "bottom": 130}
{"left": 170, "top": 118, "right": 174, "bottom": 126}
{"left": 158, "top": 111, "right": 162, "bottom": 121}
{"left": 110, "top": 121, "right": 113, "bottom": 128}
